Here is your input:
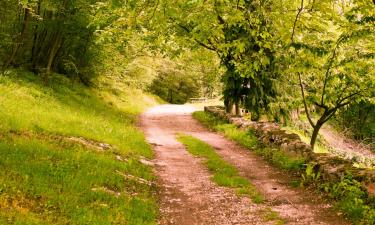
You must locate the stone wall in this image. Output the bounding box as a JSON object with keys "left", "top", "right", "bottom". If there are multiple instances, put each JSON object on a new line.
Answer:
{"left": 204, "top": 106, "right": 375, "bottom": 196}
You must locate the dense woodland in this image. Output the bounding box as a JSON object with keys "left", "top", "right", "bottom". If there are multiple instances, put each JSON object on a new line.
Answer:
{"left": 0, "top": 0, "right": 374, "bottom": 148}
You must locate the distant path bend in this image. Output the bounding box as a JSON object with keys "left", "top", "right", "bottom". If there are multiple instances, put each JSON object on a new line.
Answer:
{"left": 140, "top": 104, "right": 350, "bottom": 225}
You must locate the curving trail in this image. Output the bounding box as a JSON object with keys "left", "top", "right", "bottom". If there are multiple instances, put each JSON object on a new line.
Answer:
{"left": 140, "top": 105, "right": 350, "bottom": 225}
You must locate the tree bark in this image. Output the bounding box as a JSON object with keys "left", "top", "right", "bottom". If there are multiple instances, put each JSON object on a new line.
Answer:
{"left": 235, "top": 100, "right": 240, "bottom": 116}
{"left": 31, "top": 0, "right": 42, "bottom": 66}
{"left": 310, "top": 122, "right": 323, "bottom": 150}
{"left": 3, "top": 7, "right": 31, "bottom": 70}
{"left": 225, "top": 98, "right": 233, "bottom": 113}
{"left": 44, "top": 32, "right": 62, "bottom": 80}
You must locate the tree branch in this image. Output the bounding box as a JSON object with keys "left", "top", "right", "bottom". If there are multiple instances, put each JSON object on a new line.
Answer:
{"left": 321, "top": 92, "right": 360, "bottom": 124}
{"left": 298, "top": 72, "right": 316, "bottom": 128}
{"left": 314, "top": 101, "right": 328, "bottom": 110}
{"left": 150, "top": 0, "right": 159, "bottom": 20}
{"left": 322, "top": 100, "right": 352, "bottom": 124}
{"left": 321, "top": 41, "right": 340, "bottom": 106}
{"left": 336, "top": 92, "right": 360, "bottom": 106}
{"left": 322, "top": 110, "right": 337, "bottom": 124}
{"left": 291, "top": 0, "right": 304, "bottom": 44}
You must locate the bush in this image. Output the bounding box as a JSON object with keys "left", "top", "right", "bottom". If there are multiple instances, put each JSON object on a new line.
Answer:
{"left": 149, "top": 71, "right": 200, "bottom": 104}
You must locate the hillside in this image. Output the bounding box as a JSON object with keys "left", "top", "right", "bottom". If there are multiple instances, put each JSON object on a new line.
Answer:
{"left": 0, "top": 70, "right": 161, "bottom": 224}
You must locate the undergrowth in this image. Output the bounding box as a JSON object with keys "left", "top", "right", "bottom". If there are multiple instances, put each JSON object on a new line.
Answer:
{"left": 320, "top": 174, "right": 375, "bottom": 225}
{"left": 0, "top": 70, "right": 159, "bottom": 224}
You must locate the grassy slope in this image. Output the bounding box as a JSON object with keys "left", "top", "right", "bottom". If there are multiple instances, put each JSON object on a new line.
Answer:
{"left": 0, "top": 70, "right": 160, "bottom": 224}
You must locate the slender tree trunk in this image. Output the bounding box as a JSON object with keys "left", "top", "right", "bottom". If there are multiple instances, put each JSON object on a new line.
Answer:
{"left": 45, "top": 32, "right": 62, "bottom": 79}
{"left": 310, "top": 122, "right": 323, "bottom": 150}
{"left": 31, "top": 0, "right": 42, "bottom": 65}
{"left": 43, "top": 0, "right": 68, "bottom": 79}
{"left": 168, "top": 89, "right": 173, "bottom": 103}
{"left": 3, "top": 7, "right": 31, "bottom": 70}
{"left": 31, "top": 28, "right": 48, "bottom": 70}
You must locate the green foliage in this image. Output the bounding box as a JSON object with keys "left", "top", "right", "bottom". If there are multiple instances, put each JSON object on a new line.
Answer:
{"left": 160, "top": 0, "right": 277, "bottom": 113}
{"left": 301, "top": 163, "right": 321, "bottom": 186}
{"left": 253, "top": 147, "right": 305, "bottom": 171}
{"left": 321, "top": 174, "right": 375, "bottom": 225}
{"left": 0, "top": 69, "right": 159, "bottom": 224}
{"left": 177, "top": 134, "right": 263, "bottom": 203}
{"left": 274, "top": 0, "right": 375, "bottom": 148}
{"left": 335, "top": 101, "right": 375, "bottom": 147}
{"left": 150, "top": 71, "right": 199, "bottom": 104}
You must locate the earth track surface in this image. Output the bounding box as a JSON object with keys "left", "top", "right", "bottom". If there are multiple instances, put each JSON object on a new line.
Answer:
{"left": 140, "top": 105, "right": 350, "bottom": 225}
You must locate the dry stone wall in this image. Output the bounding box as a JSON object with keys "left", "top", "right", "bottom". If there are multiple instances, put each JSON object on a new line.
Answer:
{"left": 204, "top": 106, "right": 375, "bottom": 196}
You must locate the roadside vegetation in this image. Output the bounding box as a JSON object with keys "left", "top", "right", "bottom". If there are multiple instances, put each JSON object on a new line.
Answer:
{"left": 0, "top": 70, "right": 160, "bottom": 224}
{"left": 194, "top": 110, "right": 375, "bottom": 224}
{"left": 193, "top": 111, "right": 305, "bottom": 171}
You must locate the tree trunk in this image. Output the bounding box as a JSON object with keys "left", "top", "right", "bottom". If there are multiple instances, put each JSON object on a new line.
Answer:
{"left": 225, "top": 98, "right": 233, "bottom": 113}
{"left": 31, "top": 28, "right": 48, "bottom": 71}
{"left": 31, "top": 0, "right": 42, "bottom": 65}
{"left": 44, "top": 32, "right": 62, "bottom": 81}
{"left": 3, "top": 7, "right": 31, "bottom": 70}
{"left": 168, "top": 89, "right": 173, "bottom": 103}
{"left": 235, "top": 100, "right": 240, "bottom": 116}
{"left": 310, "top": 122, "right": 323, "bottom": 150}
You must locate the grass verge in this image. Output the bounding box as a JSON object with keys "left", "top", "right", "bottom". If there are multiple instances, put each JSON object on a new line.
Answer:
{"left": 193, "top": 111, "right": 305, "bottom": 171}
{"left": 0, "top": 70, "right": 159, "bottom": 224}
{"left": 177, "top": 134, "right": 263, "bottom": 203}
{"left": 178, "top": 134, "right": 285, "bottom": 224}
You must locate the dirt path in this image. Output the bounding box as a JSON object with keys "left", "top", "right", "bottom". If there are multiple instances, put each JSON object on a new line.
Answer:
{"left": 140, "top": 105, "right": 350, "bottom": 225}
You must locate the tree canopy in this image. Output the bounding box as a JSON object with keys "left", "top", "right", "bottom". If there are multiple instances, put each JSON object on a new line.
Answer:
{"left": 1, "top": 0, "right": 374, "bottom": 149}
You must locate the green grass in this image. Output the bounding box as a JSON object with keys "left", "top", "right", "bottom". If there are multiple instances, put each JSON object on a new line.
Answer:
{"left": 178, "top": 134, "right": 286, "bottom": 224}
{"left": 259, "top": 208, "right": 285, "bottom": 225}
{"left": 0, "top": 70, "right": 160, "bottom": 224}
{"left": 177, "top": 134, "right": 264, "bottom": 203}
{"left": 193, "top": 111, "right": 305, "bottom": 171}
{"left": 282, "top": 126, "right": 329, "bottom": 154}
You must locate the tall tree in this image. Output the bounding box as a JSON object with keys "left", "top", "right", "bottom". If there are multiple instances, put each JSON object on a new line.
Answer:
{"left": 282, "top": 0, "right": 375, "bottom": 149}
{"left": 158, "top": 0, "right": 277, "bottom": 116}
